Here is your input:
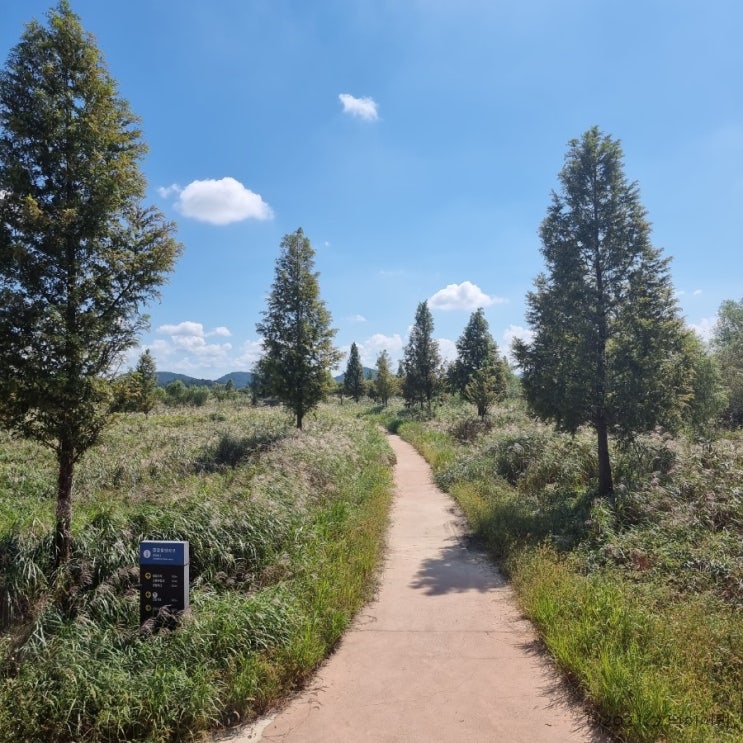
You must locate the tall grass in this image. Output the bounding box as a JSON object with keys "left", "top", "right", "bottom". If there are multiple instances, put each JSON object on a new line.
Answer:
{"left": 0, "top": 402, "right": 394, "bottom": 741}
{"left": 382, "top": 399, "right": 742, "bottom": 743}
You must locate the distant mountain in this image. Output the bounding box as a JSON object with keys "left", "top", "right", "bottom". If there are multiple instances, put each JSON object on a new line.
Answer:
{"left": 215, "top": 371, "right": 254, "bottom": 388}
{"left": 156, "top": 371, "right": 253, "bottom": 389}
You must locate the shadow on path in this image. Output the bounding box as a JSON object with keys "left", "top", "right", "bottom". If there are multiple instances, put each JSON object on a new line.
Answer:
{"left": 409, "top": 538, "right": 507, "bottom": 595}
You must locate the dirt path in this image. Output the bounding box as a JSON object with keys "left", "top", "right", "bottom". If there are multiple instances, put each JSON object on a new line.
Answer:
{"left": 226, "top": 434, "right": 608, "bottom": 743}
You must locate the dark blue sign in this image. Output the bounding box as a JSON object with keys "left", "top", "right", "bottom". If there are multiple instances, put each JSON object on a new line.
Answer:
{"left": 139, "top": 540, "right": 189, "bottom": 566}
{"left": 139, "top": 540, "right": 190, "bottom": 626}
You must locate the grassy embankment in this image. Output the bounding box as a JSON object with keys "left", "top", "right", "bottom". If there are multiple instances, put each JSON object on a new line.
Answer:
{"left": 374, "top": 399, "right": 742, "bottom": 743}
{"left": 0, "top": 401, "right": 394, "bottom": 742}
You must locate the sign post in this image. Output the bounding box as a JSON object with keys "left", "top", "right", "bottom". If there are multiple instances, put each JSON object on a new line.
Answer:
{"left": 139, "top": 540, "right": 189, "bottom": 627}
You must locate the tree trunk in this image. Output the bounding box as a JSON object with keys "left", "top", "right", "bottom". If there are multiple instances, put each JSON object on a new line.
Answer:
{"left": 55, "top": 442, "right": 75, "bottom": 568}
{"left": 596, "top": 417, "right": 613, "bottom": 497}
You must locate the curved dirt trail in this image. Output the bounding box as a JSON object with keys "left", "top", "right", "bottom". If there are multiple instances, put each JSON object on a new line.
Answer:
{"left": 229, "top": 434, "right": 608, "bottom": 743}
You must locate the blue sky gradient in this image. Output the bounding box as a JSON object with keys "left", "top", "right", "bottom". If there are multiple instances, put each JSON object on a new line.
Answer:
{"left": 2, "top": 1, "right": 741, "bottom": 376}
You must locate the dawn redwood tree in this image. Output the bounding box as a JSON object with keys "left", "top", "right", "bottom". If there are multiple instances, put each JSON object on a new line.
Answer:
{"left": 256, "top": 228, "right": 341, "bottom": 429}
{"left": 113, "top": 348, "right": 159, "bottom": 414}
{"left": 450, "top": 308, "right": 498, "bottom": 392}
{"left": 132, "top": 349, "right": 158, "bottom": 414}
{"left": 513, "top": 127, "right": 691, "bottom": 496}
{"left": 374, "top": 349, "right": 395, "bottom": 406}
{"left": 0, "top": 2, "right": 181, "bottom": 566}
{"left": 449, "top": 307, "right": 507, "bottom": 417}
{"left": 402, "top": 301, "right": 442, "bottom": 410}
{"left": 343, "top": 342, "right": 365, "bottom": 402}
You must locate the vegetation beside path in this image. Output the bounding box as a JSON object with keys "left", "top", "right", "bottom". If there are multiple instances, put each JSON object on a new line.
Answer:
{"left": 0, "top": 402, "right": 393, "bottom": 742}
{"left": 373, "top": 399, "right": 742, "bottom": 743}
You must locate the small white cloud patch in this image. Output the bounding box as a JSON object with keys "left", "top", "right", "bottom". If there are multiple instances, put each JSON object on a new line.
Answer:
{"left": 429, "top": 281, "right": 507, "bottom": 311}
{"left": 339, "top": 93, "right": 379, "bottom": 121}
{"left": 160, "top": 177, "right": 273, "bottom": 224}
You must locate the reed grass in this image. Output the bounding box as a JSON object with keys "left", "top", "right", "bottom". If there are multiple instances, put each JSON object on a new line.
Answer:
{"left": 382, "top": 399, "right": 742, "bottom": 743}
{"left": 0, "top": 402, "right": 394, "bottom": 742}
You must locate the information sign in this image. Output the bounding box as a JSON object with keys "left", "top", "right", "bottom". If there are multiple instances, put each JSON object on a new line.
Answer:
{"left": 139, "top": 540, "right": 189, "bottom": 626}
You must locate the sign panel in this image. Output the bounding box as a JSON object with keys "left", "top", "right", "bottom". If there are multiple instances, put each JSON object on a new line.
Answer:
{"left": 139, "top": 540, "right": 188, "bottom": 566}
{"left": 139, "top": 540, "right": 189, "bottom": 626}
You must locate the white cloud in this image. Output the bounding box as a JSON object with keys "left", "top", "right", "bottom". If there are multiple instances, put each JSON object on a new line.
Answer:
{"left": 350, "top": 314, "right": 367, "bottom": 323}
{"left": 157, "top": 184, "right": 180, "bottom": 198}
{"left": 357, "top": 333, "right": 405, "bottom": 367}
{"left": 339, "top": 93, "right": 379, "bottom": 121}
{"left": 161, "top": 177, "right": 273, "bottom": 224}
{"left": 153, "top": 321, "right": 233, "bottom": 368}
{"left": 688, "top": 317, "right": 716, "bottom": 343}
{"left": 437, "top": 338, "right": 457, "bottom": 363}
{"left": 158, "top": 321, "right": 206, "bottom": 337}
{"left": 693, "top": 289, "right": 703, "bottom": 296}
{"left": 233, "top": 340, "right": 264, "bottom": 370}
{"left": 428, "top": 281, "right": 507, "bottom": 311}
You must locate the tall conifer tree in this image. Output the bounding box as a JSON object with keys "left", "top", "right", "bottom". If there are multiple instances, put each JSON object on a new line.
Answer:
{"left": 402, "top": 301, "right": 441, "bottom": 410}
{"left": 513, "top": 127, "right": 691, "bottom": 496}
{"left": 343, "top": 342, "right": 365, "bottom": 402}
{"left": 374, "top": 350, "right": 395, "bottom": 407}
{"left": 256, "top": 228, "right": 340, "bottom": 429}
{"left": 0, "top": 2, "right": 181, "bottom": 565}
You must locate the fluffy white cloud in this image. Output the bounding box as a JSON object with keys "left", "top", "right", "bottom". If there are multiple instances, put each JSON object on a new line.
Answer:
{"left": 233, "top": 340, "right": 264, "bottom": 370}
{"left": 437, "top": 338, "right": 457, "bottom": 363}
{"left": 153, "top": 322, "right": 233, "bottom": 369}
{"left": 688, "top": 317, "right": 716, "bottom": 342}
{"left": 161, "top": 177, "right": 273, "bottom": 224}
{"left": 339, "top": 93, "right": 379, "bottom": 121}
{"left": 356, "top": 333, "right": 404, "bottom": 367}
{"left": 157, "top": 321, "right": 205, "bottom": 337}
{"left": 428, "top": 281, "right": 507, "bottom": 311}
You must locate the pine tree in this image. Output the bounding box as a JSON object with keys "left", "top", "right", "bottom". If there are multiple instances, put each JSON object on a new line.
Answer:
{"left": 463, "top": 360, "right": 507, "bottom": 419}
{"left": 374, "top": 350, "right": 395, "bottom": 406}
{"left": 402, "top": 301, "right": 442, "bottom": 410}
{"left": 256, "top": 228, "right": 341, "bottom": 429}
{"left": 452, "top": 309, "right": 496, "bottom": 388}
{"left": 448, "top": 308, "right": 507, "bottom": 417}
{"left": 343, "top": 342, "right": 365, "bottom": 402}
{"left": 513, "top": 127, "right": 691, "bottom": 496}
{"left": 0, "top": 2, "right": 181, "bottom": 565}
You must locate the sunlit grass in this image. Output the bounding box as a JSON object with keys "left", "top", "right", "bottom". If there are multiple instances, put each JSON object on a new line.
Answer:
{"left": 382, "top": 398, "right": 743, "bottom": 743}
{"left": 0, "top": 401, "right": 394, "bottom": 741}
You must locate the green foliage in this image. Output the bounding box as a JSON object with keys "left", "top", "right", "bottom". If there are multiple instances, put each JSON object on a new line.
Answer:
{"left": 343, "top": 342, "right": 365, "bottom": 402}
{"left": 0, "top": 403, "right": 394, "bottom": 741}
{"left": 401, "top": 301, "right": 442, "bottom": 409}
{"left": 463, "top": 360, "right": 507, "bottom": 419}
{"left": 447, "top": 308, "right": 508, "bottom": 418}
{"left": 162, "top": 380, "right": 210, "bottom": 407}
{"left": 0, "top": 2, "right": 181, "bottom": 564}
{"left": 372, "top": 350, "right": 397, "bottom": 406}
{"left": 712, "top": 297, "right": 743, "bottom": 426}
{"left": 256, "top": 229, "right": 341, "bottom": 429}
{"left": 514, "top": 127, "right": 692, "bottom": 496}
{"left": 114, "top": 350, "right": 159, "bottom": 414}
{"left": 682, "top": 331, "right": 728, "bottom": 436}
{"left": 392, "top": 398, "right": 742, "bottom": 742}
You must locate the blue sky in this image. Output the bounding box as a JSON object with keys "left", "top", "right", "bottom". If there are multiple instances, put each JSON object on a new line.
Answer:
{"left": 2, "top": 1, "right": 741, "bottom": 377}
